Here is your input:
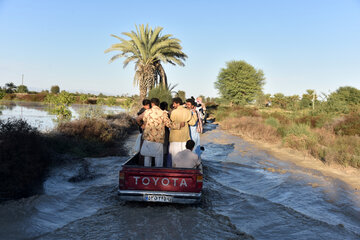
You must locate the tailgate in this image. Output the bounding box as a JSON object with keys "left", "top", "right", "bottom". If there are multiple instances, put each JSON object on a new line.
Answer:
{"left": 120, "top": 167, "right": 202, "bottom": 193}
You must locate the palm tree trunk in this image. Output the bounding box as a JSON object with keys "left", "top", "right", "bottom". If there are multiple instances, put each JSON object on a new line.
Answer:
{"left": 156, "top": 63, "right": 168, "bottom": 88}
{"left": 139, "top": 80, "right": 147, "bottom": 102}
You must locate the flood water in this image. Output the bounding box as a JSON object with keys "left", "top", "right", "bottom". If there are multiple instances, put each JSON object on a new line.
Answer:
{"left": 0, "top": 117, "right": 359, "bottom": 239}
{"left": 0, "top": 101, "right": 124, "bottom": 131}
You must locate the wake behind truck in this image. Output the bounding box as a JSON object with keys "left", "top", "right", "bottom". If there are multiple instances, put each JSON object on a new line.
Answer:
{"left": 118, "top": 153, "right": 203, "bottom": 204}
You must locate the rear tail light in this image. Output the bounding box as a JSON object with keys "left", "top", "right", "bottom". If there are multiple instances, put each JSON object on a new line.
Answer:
{"left": 196, "top": 175, "right": 203, "bottom": 183}
{"left": 119, "top": 172, "right": 125, "bottom": 180}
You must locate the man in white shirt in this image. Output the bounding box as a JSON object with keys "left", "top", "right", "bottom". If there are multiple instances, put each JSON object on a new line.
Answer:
{"left": 172, "top": 140, "right": 201, "bottom": 168}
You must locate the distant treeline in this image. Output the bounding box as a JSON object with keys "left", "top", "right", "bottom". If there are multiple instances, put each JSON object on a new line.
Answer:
{"left": 0, "top": 83, "right": 139, "bottom": 106}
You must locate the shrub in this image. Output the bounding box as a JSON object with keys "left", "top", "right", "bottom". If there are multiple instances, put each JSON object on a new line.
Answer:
{"left": 283, "top": 123, "right": 314, "bottom": 138}
{"left": 333, "top": 112, "right": 360, "bottom": 136}
{"left": 0, "top": 119, "right": 49, "bottom": 200}
{"left": 107, "top": 96, "right": 117, "bottom": 106}
{"left": 78, "top": 105, "right": 105, "bottom": 119}
{"left": 96, "top": 97, "right": 106, "bottom": 105}
{"left": 283, "top": 123, "right": 318, "bottom": 151}
{"left": 265, "top": 117, "right": 280, "bottom": 129}
{"left": 79, "top": 94, "right": 88, "bottom": 104}
{"left": 57, "top": 114, "right": 135, "bottom": 143}
{"left": 57, "top": 119, "right": 116, "bottom": 142}
{"left": 2, "top": 93, "right": 16, "bottom": 100}
{"left": 262, "top": 111, "right": 291, "bottom": 125}
{"left": 221, "top": 116, "right": 280, "bottom": 142}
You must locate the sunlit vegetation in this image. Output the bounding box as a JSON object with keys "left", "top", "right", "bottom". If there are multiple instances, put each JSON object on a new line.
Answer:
{"left": 147, "top": 84, "right": 178, "bottom": 106}
{"left": 45, "top": 91, "right": 76, "bottom": 122}
{"left": 215, "top": 88, "right": 360, "bottom": 168}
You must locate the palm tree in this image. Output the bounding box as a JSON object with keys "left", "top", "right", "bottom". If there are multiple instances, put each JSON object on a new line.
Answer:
{"left": 5, "top": 82, "right": 17, "bottom": 93}
{"left": 105, "top": 24, "right": 187, "bottom": 100}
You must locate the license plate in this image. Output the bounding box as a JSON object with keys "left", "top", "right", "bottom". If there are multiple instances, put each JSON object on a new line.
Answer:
{"left": 144, "top": 194, "right": 173, "bottom": 202}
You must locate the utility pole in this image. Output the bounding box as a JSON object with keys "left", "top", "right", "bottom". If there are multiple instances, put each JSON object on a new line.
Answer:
{"left": 22, "top": 74, "right": 24, "bottom": 85}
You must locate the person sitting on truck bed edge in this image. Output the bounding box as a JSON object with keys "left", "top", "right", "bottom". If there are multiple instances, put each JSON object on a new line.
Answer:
{"left": 172, "top": 140, "right": 201, "bottom": 168}
{"left": 169, "top": 97, "right": 198, "bottom": 166}
{"left": 139, "top": 98, "right": 184, "bottom": 167}
{"left": 136, "top": 99, "right": 151, "bottom": 133}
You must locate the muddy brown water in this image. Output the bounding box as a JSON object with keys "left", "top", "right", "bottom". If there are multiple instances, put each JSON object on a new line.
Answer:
{"left": 0, "top": 123, "right": 359, "bottom": 240}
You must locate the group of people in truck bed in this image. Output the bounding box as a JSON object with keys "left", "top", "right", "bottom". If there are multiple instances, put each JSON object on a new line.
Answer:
{"left": 136, "top": 97, "right": 206, "bottom": 168}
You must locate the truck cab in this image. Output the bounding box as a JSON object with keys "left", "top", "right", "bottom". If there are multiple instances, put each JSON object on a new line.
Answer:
{"left": 118, "top": 153, "right": 203, "bottom": 204}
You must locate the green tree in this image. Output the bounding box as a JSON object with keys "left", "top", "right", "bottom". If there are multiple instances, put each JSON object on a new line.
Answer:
{"left": 286, "top": 95, "right": 300, "bottom": 111}
{"left": 5, "top": 82, "right": 17, "bottom": 93}
{"left": 300, "top": 89, "right": 317, "bottom": 109}
{"left": 50, "top": 85, "right": 60, "bottom": 94}
{"left": 17, "top": 85, "right": 28, "bottom": 93}
{"left": 105, "top": 24, "right": 188, "bottom": 100}
{"left": 272, "top": 93, "right": 286, "bottom": 109}
{"left": 329, "top": 86, "right": 360, "bottom": 105}
{"left": 45, "top": 91, "right": 75, "bottom": 121}
{"left": 214, "top": 60, "right": 265, "bottom": 105}
{"left": 175, "top": 90, "right": 186, "bottom": 102}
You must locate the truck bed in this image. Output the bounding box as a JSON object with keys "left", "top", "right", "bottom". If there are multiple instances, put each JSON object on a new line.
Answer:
{"left": 118, "top": 153, "right": 203, "bottom": 204}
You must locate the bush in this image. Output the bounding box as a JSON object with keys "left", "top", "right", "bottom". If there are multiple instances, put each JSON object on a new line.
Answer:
{"left": 78, "top": 105, "right": 105, "bottom": 119}
{"left": 221, "top": 116, "right": 280, "bottom": 142}
{"left": 2, "top": 93, "right": 16, "bottom": 100}
{"left": 0, "top": 119, "right": 50, "bottom": 200}
{"left": 333, "top": 112, "right": 360, "bottom": 136}
{"left": 57, "top": 114, "right": 135, "bottom": 143}
{"left": 96, "top": 97, "right": 106, "bottom": 105}
{"left": 295, "top": 114, "right": 330, "bottom": 128}
{"left": 79, "top": 94, "right": 88, "bottom": 104}
{"left": 261, "top": 111, "right": 291, "bottom": 125}
{"left": 265, "top": 117, "right": 280, "bottom": 129}
{"left": 57, "top": 119, "right": 116, "bottom": 142}
{"left": 107, "top": 96, "right": 117, "bottom": 106}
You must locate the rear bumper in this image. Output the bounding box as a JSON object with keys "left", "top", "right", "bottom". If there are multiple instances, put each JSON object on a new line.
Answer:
{"left": 118, "top": 190, "right": 201, "bottom": 204}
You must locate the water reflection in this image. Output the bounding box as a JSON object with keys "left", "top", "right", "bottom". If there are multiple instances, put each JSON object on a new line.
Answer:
{"left": 0, "top": 101, "right": 124, "bottom": 132}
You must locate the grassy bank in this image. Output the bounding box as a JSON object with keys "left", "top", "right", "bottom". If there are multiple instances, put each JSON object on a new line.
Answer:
{"left": 0, "top": 113, "right": 137, "bottom": 200}
{"left": 213, "top": 105, "right": 360, "bottom": 168}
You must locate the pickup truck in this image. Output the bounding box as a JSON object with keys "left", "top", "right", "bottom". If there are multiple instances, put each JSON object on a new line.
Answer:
{"left": 118, "top": 153, "right": 203, "bottom": 204}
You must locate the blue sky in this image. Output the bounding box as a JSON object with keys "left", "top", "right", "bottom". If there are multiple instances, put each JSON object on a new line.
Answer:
{"left": 0, "top": 0, "right": 359, "bottom": 98}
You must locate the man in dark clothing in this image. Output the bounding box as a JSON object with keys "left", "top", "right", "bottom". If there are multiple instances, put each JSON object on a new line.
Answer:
{"left": 137, "top": 99, "right": 151, "bottom": 116}
{"left": 137, "top": 99, "right": 151, "bottom": 133}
